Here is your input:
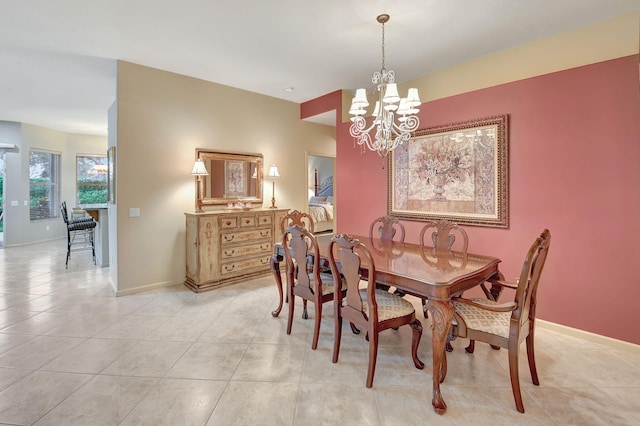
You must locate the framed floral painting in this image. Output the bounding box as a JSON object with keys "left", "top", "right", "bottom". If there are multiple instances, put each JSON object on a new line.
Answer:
{"left": 224, "top": 160, "right": 248, "bottom": 198}
{"left": 388, "top": 114, "right": 509, "bottom": 228}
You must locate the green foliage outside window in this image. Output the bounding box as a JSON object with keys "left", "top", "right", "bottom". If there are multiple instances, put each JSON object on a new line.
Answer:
{"left": 30, "top": 177, "right": 55, "bottom": 220}
{"left": 77, "top": 155, "right": 107, "bottom": 204}
{"left": 78, "top": 178, "right": 107, "bottom": 204}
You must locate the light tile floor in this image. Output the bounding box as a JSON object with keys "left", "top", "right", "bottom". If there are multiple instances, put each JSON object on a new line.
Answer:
{"left": 1, "top": 240, "right": 639, "bottom": 425}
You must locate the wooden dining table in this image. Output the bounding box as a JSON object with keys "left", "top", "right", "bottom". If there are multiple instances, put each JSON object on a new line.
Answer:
{"left": 269, "top": 234, "right": 502, "bottom": 414}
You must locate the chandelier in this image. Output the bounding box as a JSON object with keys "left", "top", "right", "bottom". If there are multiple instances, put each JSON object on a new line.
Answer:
{"left": 349, "top": 14, "right": 421, "bottom": 157}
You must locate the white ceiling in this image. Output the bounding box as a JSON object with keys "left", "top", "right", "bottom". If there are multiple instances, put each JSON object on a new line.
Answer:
{"left": 0, "top": 1, "right": 638, "bottom": 135}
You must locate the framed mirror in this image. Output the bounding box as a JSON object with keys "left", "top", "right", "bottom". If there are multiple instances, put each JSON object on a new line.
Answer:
{"left": 195, "top": 149, "right": 263, "bottom": 207}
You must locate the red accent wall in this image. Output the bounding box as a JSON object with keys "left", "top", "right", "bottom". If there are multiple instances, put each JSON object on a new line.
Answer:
{"left": 300, "top": 90, "right": 342, "bottom": 120}
{"left": 331, "top": 55, "right": 640, "bottom": 344}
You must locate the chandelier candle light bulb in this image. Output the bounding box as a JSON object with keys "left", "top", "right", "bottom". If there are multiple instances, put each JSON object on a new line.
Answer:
{"left": 349, "top": 14, "right": 421, "bottom": 157}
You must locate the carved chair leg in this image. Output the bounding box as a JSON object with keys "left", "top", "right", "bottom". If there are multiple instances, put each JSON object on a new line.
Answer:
{"left": 311, "top": 302, "right": 322, "bottom": 350}
{"left": 366, "top": 330, "right": 379, "bottom": 388}
{"left": 526, "top": 329, "right": 540, "bottom": 385}
{"left": 445, "top": 326, "right": 456, "bottom": 352}
{"left": 286, "top": 292, "right": 295, "bottom": 336}
{"left": 410, "top": 319, "right": 424, "bottom": 369}
{"left": 508, "top": 340, "right": 525, "bottom": 413}
{"left": 333, "top": 315, "right": 342, "bottom": 363}
{"left": 465, "top": 340, "right": 475, "bottom": 353}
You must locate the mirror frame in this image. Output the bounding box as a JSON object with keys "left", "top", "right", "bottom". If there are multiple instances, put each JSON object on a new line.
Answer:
{"left": 195, "top": 149, "right": 264, "bottom": 207}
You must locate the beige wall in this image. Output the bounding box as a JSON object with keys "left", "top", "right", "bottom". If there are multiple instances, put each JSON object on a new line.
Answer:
{"left": 114, "top": 61, "right": 335, "bottom": 294}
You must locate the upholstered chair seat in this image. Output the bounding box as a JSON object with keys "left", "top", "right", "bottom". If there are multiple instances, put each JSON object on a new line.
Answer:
{"left": 361, "top": 289, "right": 416, "bottom": 321}
{"left": 453, "top": 298, "right": 511, "bottom": 338}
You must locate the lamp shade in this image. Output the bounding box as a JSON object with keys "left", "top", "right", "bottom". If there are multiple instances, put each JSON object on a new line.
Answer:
{"left": 352, "top": 88, "right": 369, "bottom": 108}
{"left": 406, "top": 87, "right": 421, "bottom": 107}
{"left": 268, "top": 164, "right": 280, "bottom": 178}
{"left": 190, "top": 159, "right": 209, "bottom": 176}
{"left": 382, "top": 83, "right": 400, "bottom": 104}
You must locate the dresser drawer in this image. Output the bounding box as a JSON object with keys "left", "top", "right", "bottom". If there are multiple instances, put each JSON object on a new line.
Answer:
{"left": 220, "top": 242, "right": 272, "bottom": 259}
{"left": 221, "top": 255, "right": 271, "bottom": 276}
{"left": 220, "top": 217, "right": 238, "bottom": 229}
{"left": 257, "top": 214, "right": 272, "bottom": 227}
{"left": 221, "top": 228, "right": 272, "bottom": 245}
{"left": 239, "top": 215, "right": 256, "bottom": 228}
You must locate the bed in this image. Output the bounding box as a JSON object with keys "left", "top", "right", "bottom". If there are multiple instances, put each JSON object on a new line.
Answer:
{"left": 309, "top": 170, "right": 334, "bottom": 233}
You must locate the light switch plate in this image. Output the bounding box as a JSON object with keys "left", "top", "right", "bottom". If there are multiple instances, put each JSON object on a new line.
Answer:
{"left": 129, "top": 208, "right": 140, "bottom": 217}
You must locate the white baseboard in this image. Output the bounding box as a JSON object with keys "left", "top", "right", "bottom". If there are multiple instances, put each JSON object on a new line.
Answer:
{"left": 537, "top": 319, "right": 640, "bottom": 353}
{"left": 116, "top": 280, "right": 179, "bottom": 296}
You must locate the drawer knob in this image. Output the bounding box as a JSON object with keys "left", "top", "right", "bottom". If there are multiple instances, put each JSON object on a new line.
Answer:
{"left": 245, "top": 219, "right": 250, "bottom": 224}
{"left": 224, "top": 265, "right": 235, "bottom": 272}
{"left": 260, "top": 231, "right": 269, "bottom": 237}
{"left": 260, "top": 258, "right": 268, "bottom": 264}
{"left": 224, "top": 250, "right": 235, "bottom": 256}
{"left": 225, "top": 221, "right": 232, "bottom": 226}
{"left": 224, "top": 235, "right": 235, "bottom": 242}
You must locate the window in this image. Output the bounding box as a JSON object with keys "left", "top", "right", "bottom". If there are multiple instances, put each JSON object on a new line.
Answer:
{"left": 76, "top": 155, "right": 108, "bottom": 204}
{"left": 29, "top": 150, "right": 60, "bottom": 220}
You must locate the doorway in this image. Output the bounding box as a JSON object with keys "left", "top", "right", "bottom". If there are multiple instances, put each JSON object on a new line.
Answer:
{"left": 306, "top": 153, "right": 335, "bottom": 234}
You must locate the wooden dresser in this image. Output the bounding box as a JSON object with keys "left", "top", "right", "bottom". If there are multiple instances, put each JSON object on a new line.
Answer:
{"left": 185, "top": 208, "right": 288, "bottom": 292}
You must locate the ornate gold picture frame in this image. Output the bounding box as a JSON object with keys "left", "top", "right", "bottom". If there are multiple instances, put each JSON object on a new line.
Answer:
{"left": 388, "top": 114, "right": 509, "bottom": 228}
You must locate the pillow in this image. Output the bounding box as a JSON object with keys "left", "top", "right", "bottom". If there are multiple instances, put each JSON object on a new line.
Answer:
{"left": 325, "top": 196, "right": 334, "bottom": 204}
{"left": 309, "top": 196, "right": 327, "bottom": 204}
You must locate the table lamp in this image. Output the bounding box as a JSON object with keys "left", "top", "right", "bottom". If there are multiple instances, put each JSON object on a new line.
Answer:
{"left": 191, "top": 158, "right": 209, "bottom": 212}
{"left": 267, "top": 164, "right": 280, "bottom": 208}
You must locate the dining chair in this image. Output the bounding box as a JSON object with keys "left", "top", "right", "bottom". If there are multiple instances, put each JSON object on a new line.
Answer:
{"left": 419, "top": 219, "right": 468, "bottom": 252}
{"left": 369, "top": 215, "right": 405, "bottom": 242}
{"left": 280, "top": 209, "right": 320, "bottom": 311}
{"left": 450, "top": 229, "right": 551, "bottom": 413}
{"left": 418, "top": 219, "right": 469, "bottom": 318}
{"left": 282, "top": 223, "right": 342, "bottom": 350}
{"left": 60, "top": 201, "right": 97, "bottom": 268}
{"left": 329, "top": 233, "right": 424, "bottom": 388}
{"left": 369, "top": 215, "right": 405, "bottom": 293}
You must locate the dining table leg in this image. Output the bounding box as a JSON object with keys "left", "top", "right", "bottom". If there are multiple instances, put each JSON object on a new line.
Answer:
{"left": 426, "top": 298, "right": 455, "bottom": 415}
{"left": 270, "top": 254, "right": 284, "bottom": 317}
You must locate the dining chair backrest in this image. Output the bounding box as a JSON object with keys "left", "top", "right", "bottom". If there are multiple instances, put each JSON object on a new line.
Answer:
{"left": 329, "top": 233, "right": 377, "bottom": 322}
{"left": 369, "top": 215, "right": 405, "bottom": 242}
{"left": 281, "top": 209, "right": 315, "bottom": 234}
{"left": 60, "top": 201, "right": 71, "bottom": 225}
{"left": 61, "top": 201, "right": 94, "bottom": 226}
{"left": 419, "top": 219, "right": 468, "bottom": 252}
{"left": 513, "top": 229, "right": 551, "bottom": 326}
{"left": 282, "top": 223, "right": 335, "bottom": 350}
{"left": 282, "top": 224, "right": 321, "bottom": 293}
